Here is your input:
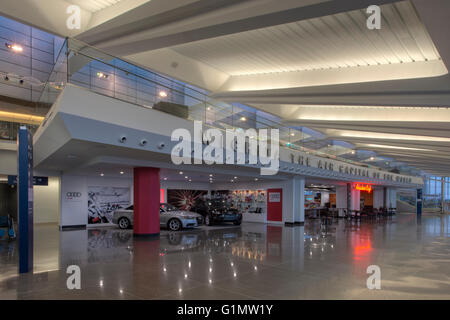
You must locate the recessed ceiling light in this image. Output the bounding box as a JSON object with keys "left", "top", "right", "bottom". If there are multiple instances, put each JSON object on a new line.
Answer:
{"left": 341, "top": 131, "right": 450, "bottom": 142}
{"left": 5, "top": 43, "right": 23, "bottom": 52}
{"left": 179, "top": 171, "right": 183, "bottom": 175}
{"left": 96, "top": 72, "right": 108, "bottom": 79}
{"left": 209, "top": 174, "right": 213, "bottom": 177}
{"left": 120, "top": 171, "right": 124, "bottom": 175}
{"left": 100, "top": 173, "right": 104, "bottom": 177}
{"left": 290, "top": 133, "right": 295, "bottom": 136}
{"left": 185, "top": 176, "right": 188, "bottom": 179}
{"left": 163, "top": 177, "right": 168, "bottom": 180}
{"left": 240, "top": 117, "right": 246, "bottom": 121}
{"left": 159, "top": 90, "right": 168, "bottom": 98}
{"left": 366, "top": 144, "right": 434, "bottom": 152}
{"left": 254, "top": 178, "right": 258, "bottom": 181}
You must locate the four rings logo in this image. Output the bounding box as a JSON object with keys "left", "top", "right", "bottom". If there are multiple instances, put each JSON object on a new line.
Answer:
{"left": 66, "top": 192, "right": 82, "bottom": 199}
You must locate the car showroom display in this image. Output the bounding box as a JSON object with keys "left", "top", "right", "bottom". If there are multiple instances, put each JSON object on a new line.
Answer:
{"left": 192, "top": 198, "right": 242, "bottom": 226}
{"left": 113, "top": 203, "right": 202, "bottom": 231}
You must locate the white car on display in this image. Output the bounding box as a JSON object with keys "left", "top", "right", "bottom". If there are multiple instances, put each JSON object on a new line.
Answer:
{"left": 112, "top": 203, "right": 203, "bottom": 231}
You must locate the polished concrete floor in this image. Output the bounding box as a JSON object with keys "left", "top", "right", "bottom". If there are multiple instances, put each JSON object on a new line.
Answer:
{"left": 0, "top": 213, "right": 449, "bottom": 300}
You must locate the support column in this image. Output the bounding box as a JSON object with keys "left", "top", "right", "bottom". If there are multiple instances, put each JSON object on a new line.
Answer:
{"left": 350, "top": 185, "right": 361, "bottom": 211}
{"left": 294, "top": 177, "right": 305, "bottom": 225}
{"left": 386, "top": 188, "right": 397, "bottom": 209}
{"left": 373, "top": 187, "right": 384, "bottom": 210}
{"left": 441, "top": 177, "right": 446, "bottom": 214}
{"left": 336, "top": 185, "right": 347, "bottom": 217}
{"left": 284, "top": 178, "right": 296, "bottom": 225}
{"left": 284, "top": 176, "right": 305, "bottom": 226}
{"left": 417, "top": 188, "right": 423, "bottom": 216}
{"left": 133, "top": 167, "right": 160, "bottom": 236}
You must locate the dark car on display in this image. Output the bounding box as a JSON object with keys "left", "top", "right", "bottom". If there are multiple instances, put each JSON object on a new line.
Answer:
{"left": 193, "top": 199, "right": 242, "bottom": 226}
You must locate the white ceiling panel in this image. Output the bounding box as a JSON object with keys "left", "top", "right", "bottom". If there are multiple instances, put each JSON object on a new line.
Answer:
{"left": 171, "top": 1, "right": 441, "bottom": 76}
{"left": 67, "top": 0, "right": 123, "bottom": 13}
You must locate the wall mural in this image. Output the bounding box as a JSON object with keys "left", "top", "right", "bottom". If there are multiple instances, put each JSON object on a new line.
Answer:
{"left": 167, "top": 189, "right": 207, "bottom": 210}
{"left": 88, "top": 186, "right": 130, "bottom": 224}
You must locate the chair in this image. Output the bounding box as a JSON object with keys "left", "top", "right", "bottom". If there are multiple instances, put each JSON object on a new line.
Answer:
{"left": 0, "top": 215, "right": 16, "bottom": 240}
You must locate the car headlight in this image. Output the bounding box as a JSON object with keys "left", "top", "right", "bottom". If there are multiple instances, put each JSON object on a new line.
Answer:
{"left": 182, "top": 216, "right": 196, "bottom": 220}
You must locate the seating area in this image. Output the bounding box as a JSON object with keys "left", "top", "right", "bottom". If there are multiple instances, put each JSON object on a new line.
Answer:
{"left": 306, "top": 206, "right": 397, "bottom": 225}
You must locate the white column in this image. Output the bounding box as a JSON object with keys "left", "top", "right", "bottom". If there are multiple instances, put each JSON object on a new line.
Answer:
{"left": 386, "top": 188, "right": 397, "bottom": 209}
{"left": 373, "top": 187, "right": 384, "bottom": 210}
{"left": 283, "top": 176, "right": 305, "bottom": 224}
{"left": 336, "top": 185, "right": 347, "bottom": 217}
{"left": 283, "top": 178, "right": 295, "bottom": 224}
{"left": 350, "top": 186, "right": 361, "bottom": 211}
{"left": 295, "top": 177, "right": 305, "bottom": 224}
{"left": 441, "top": 177, "right": 445, "bottom": 214}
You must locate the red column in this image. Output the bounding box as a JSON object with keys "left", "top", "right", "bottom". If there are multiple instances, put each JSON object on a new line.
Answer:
{"left": 133, "top": 167, "right": 160, "bottom": 236}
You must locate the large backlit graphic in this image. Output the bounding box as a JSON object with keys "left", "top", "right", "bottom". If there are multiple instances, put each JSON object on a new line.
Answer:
{"left": 87, "top": 186, "right": 130, "bottom": 224}
{"left": 167, "top": 189, "right": 207, "bottom": 210}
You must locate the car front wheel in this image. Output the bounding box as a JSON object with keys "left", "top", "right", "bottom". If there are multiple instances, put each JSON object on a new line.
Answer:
{"left": 118, "top": 217, "right": 130, "bottom": 229}
{"left": 168, "top": 218, "right": 182, "bottom": 231}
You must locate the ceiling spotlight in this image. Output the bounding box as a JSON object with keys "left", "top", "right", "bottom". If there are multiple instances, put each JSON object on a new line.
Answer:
{"left": 231, "top": 179, "right": 234, "bottom": 182}
{"left": 370, "top": 157, "right": 375, "bottom": 160}
{"left": 179, "top": 171, "right": 183, "bottom": 175}
{"left": 188, "top": 179, "right": 192, "bottom": 182}
{"left": 234, "top": 176, "right": 237, "bottom": 179}
{"left": 290, "top": 133, "right": 295, "bottom": 136}
{"left": 159, "top": 90, "right": 168, "bottom": 98}
{"left": 240, "top": 117, "right": 247, "bottom": 122}
{"left": 120, "top": 171, "right": 124, "bottom": 175}
{"left": 209, "top": 174, "right": 213, "bottom": 177}
{"left": 100, "top": 173, "right": 104, "bottom": 177}
{"left": 163, "top": 177, "right": 168, "bottom": 180}
{"left": 96, "top": 72, "right": 108, "bottom": 79}
{"left": 5, "top": 43, "right": 23, "bottom": 52}
{"left": 351, "top": 150, "right": 355, "bottom": 154}
{"left": 185, "top": 176, "right": 188, "bottom": 179}
{"left": 254, "top": 178, "right": 258, "bottom": 181}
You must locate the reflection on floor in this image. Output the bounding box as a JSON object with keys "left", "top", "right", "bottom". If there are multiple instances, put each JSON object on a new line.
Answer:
{"left": 0, "top": 213, "right": 449, "bottom": 299}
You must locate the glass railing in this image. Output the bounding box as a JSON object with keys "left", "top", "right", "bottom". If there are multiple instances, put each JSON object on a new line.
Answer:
{"left": 39, "top": 38, "right": 420, "bottom": 176}
{"left": 0, "top": 121, "right": 38, "bottom": 141}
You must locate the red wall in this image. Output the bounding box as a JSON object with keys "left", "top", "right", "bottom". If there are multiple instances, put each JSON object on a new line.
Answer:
{"left": 267, "top": 188, "right": 282, "bottom": 222}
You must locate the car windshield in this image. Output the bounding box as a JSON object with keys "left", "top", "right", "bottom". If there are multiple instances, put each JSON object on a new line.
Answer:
{"left": 161, "top": 203, "right": 177, "bottom": 211}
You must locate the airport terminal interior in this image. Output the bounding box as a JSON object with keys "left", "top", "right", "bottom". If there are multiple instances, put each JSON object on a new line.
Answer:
{"left": 0, "top": 0, "right": 449, "bottom": 300}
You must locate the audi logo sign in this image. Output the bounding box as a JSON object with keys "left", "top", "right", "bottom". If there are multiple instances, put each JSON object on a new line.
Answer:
{"left": 66, "top": 192, "right": 82, "bottom": 198}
